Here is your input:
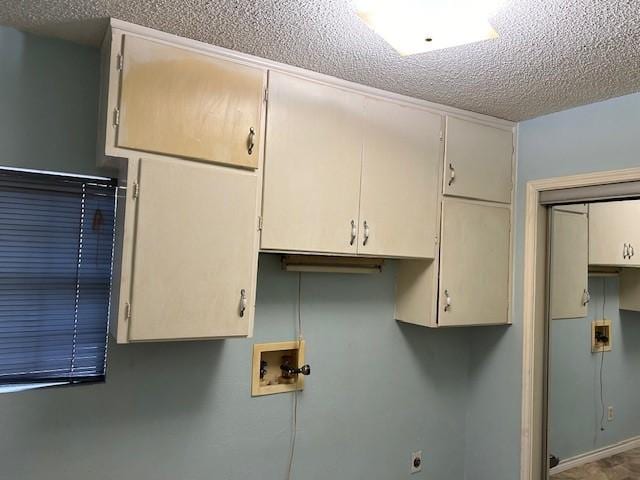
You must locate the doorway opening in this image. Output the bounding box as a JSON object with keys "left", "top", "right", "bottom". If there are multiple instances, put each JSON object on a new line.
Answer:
{"left": 520, "top": 168, "right": 640, "bottom": 480}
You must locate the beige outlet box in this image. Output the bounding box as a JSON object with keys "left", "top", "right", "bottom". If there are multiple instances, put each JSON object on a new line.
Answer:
{"left": 592, "top": 320, "right": 612, "bottom": 353}
{"left": 252, "top": 341, "right": 305, "bottom": 397}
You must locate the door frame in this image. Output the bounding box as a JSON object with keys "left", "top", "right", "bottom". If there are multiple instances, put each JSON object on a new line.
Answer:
{"left": 520, "top": 166, "right": 640, "bottom": 480}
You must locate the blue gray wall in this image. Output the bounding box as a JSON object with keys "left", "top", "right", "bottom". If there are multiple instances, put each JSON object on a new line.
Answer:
{"left": 463, "top": 91, "right": 640, "bottom": 480}
{"left": 549, "top": 277, "right": 640, "bottom": 461}
{"left": 0, "top": 27, "right": 473, "bottom": 480}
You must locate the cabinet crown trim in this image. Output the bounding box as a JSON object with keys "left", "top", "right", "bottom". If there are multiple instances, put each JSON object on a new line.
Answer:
{"left": 108, "top": 18, "right": 514, "bottom": 130}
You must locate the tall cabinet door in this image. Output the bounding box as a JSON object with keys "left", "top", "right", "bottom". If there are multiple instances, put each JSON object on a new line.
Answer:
{"left": 261, "top": 72, "right": 364, "bottom": 255}
{"left": 443, "top": 116, "right": 513, "bottom": 204}
{"left": 358, "top": 99, "right": 442, "bottom": 258}
{"left": 550, "top": 208, "right": 588, "bottom": 319}
{"left": 128, "top": 157, "right": 259, "bottom": 341}
{"left": 117, "top": 35, "right": 265, "bottom": 169}
{"left": 438, "top": 198, "right": 511, "bottom": 326}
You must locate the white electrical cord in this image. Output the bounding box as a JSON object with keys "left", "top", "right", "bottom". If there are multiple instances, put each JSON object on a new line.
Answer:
{"left": 599, "top": 278, "right": 606, "bottom": 432}
{"left": 287, "top": 272, "right": 303, "bottom": 480}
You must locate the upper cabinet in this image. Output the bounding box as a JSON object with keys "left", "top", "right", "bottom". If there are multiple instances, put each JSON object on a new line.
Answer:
{"left": 260, "top": 72, "right": 443, "bottom": 259}
{"left": 443, "top": 116, "right": 514, "bottom": 204}
{"left": 260, "top": 72, "right": 365, "bottom": 255}
{"left": 111, "top": 157, "right": 260, "bottom": 342}
{"left": 358, "top": 98, "right": 442, "bottom": 258}
{"left": 99, "top": 21, "right": 517, "bottom": 337}
{"left": 102, "top": 34, "right": 266, "bottom": 169}
{"left": 397, "top": 116, "right": 514, "bottom": 327}
{"left": 589, "top": 200, "right": 640, "bottom": 267}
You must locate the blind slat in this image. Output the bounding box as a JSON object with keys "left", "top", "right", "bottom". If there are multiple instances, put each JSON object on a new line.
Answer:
{"left": 0, "top": 169, "right": 115, "bottom": 388}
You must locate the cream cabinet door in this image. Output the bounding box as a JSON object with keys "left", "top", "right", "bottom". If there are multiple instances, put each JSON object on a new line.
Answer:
{"left": 358, "top": 99, "right": 442, "bottom": 258}
{"left": 443, "top": 116, "right": 513, "bottom": 204}
{"left": 438, "top": 198, "right": 511, "bottom": 326}
{"left": 261, "top": 72, "right": 364, "bottom": 255}
{"left": 550, "top": 209, "right": 588, "bottom": 319}
{"left": 589, "top": 200, "right": 640, "bottom": 267}
{"left": 117, "top": 35, "right": 265, "bottom": 169}
{"left": 128, "top": 157, "right": 259, "bottom": 341}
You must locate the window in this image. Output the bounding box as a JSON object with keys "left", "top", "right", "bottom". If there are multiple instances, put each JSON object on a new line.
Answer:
{"left": 0, "top": 168, "right": 116, "bottom": 391}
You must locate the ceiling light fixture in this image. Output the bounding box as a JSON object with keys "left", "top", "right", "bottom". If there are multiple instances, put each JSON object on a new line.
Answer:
{"left": 354, "top": 0, "right": 506, "bottom": 56}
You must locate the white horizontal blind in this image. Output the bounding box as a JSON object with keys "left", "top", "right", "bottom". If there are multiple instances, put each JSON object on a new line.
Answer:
{"left": 0, "top": 169, "right": 116, "bottom": 387}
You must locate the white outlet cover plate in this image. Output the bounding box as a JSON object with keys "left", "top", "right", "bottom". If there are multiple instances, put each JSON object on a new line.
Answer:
{"left": 411, "top": 450, "right": 422, "bottom": 474}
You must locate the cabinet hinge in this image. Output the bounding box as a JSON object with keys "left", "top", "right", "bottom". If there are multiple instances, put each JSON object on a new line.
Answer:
{"left": 439, "top": 129, "right": 443, "bottom": 141}
{"left": 132, "top": 182, "right": 140, "bottom": 199}
{"left": 264, "top": 87, "right": 268, "bottom": 103}
{"left": 116, "top": 53, "right": 124, "bottom": 71}
{"left": 258, "top": 215, "right": 263, "bottom": 231}
{"left": 124, "top": 302, "right": 132, "bottom": 321}
{"left": 112, "top": 107, "right": 120, "bottom": 126}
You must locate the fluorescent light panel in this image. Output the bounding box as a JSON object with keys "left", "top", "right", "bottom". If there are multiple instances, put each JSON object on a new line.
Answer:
{"left": 354, "top": 0, "right": 505, "bottom": 55}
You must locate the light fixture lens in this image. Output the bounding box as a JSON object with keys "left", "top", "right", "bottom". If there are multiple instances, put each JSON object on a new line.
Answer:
{"left": 354, "top": 0, "right": 505, "bottom": 55}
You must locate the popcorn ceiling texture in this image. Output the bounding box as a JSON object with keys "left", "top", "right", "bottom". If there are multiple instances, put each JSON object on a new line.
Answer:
{"left": 1, "top": 0, "right": 639, "bottom": 121}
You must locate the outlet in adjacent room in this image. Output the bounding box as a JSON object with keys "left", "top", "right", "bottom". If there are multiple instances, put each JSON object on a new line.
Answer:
{"left": 411, "top": 451, "right": 422, "bottom": 474}
{"left": 608, "top": 406, "right": 615, "bottom": 421}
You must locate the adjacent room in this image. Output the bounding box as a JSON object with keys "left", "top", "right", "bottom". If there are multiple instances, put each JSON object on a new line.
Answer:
{"left": 0, "top": 1, "right": 639, "bottom": 479}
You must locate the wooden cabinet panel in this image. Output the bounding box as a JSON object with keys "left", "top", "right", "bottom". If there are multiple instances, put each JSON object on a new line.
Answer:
{"left": 358, "top": 99, "right": 442, "bottom": 258}
{"left": 438, "top": 198, "right": 511, "bottom": 326}
{"left": 620, "top": 268, "right": 640, "bottom": 311}
{"left": 550, "top": 209, "right": 588, "bottom": 319}
{"left": 443, "top": 116, "right": 513, "bottom": 204}
{"left": 117, "top": 35, "right": 265, "bottom": 169}
{"left": 127, "top": 157, "right": 259, "bottom": 341}
{"left": 260, "top": 72, "right": 364, "bottom": 255}
{"left": 589, "top": 200, "right": 640, "bottom": 267}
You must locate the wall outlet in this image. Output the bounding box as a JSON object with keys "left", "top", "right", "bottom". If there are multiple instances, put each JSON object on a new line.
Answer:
{"left": 411, "top": 451, "right": 422, "bottom": 474}
{"left": 608, "top": 406, "right": 614, "bottom": 421}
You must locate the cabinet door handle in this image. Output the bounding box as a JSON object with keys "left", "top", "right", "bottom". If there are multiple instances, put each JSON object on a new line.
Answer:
{"left": 247, "top": 127, "right": 256, "bottom": 155}
{"left": 350, "top": 220, "right": 357, "bottom": 246}
{"left": 582, "top": 289, "right": 591, "bottom": 306}
{"left": 362, "top": 221, "right": 370, "bottom": 246}
{"left": 631, "top": 244, "right": 635, "bottom": 259}
{"left": 448, "top": 163, "right": 456, "bottom": 186}
{"left": 624, "top": 243, "right": 629, "bottom": 259}
{"left": 444, "top": 290, "right": 452, "bottom": 311}
{"left": 239, "top": 289, "right": 248, "bottom": 317}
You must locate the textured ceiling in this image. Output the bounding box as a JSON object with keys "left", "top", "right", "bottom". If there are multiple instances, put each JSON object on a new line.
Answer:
{"left": 1, "top": 0, "right": 639, "bottom": 121}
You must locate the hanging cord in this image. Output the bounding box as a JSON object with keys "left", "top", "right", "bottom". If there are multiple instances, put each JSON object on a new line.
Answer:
{"left": 599, "top": 278, "right": 606, "bottom": 432}
{"left": 287, "top": 272, "right": 303, "bottom": 480}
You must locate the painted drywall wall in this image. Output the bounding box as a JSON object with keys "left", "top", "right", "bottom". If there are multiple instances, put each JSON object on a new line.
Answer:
{"left": 0, "top": 27, "right": 472, "bottom": 480}
{"left": 0, "top": 27, "right": 101, "bottom": 177}
{"left": 549, "top": 276, "right": 640, "bottom": 461}
{"left": 464, "top": 91, "right": 640, "bottom": 480}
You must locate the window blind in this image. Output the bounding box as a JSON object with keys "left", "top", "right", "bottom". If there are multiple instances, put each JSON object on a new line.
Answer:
{"left": 0, "top": 168, "right": 116, "bottom": 389}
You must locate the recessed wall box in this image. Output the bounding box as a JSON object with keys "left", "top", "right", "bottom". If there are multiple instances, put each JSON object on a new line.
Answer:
{"left": 252, "top": 341, "right": 306, "bottom": 396}
{"left": 591, "top": 320, "right": 612, "bottom": 353}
